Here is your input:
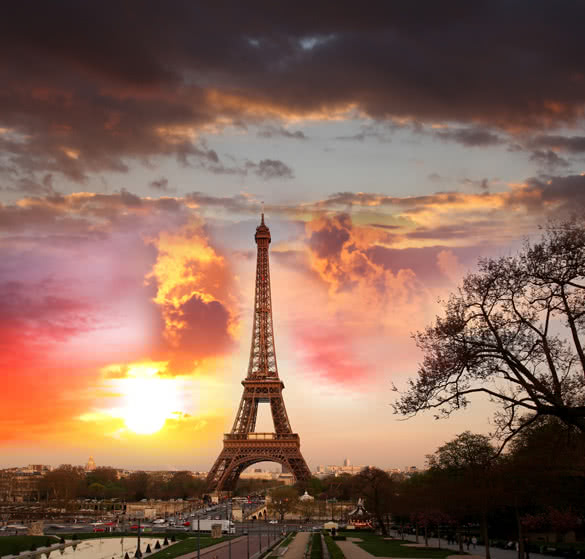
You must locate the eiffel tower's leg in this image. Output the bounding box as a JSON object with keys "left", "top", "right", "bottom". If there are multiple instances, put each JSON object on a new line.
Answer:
{"left": 231, "top": 395, "right": 259, "bottom": 434}
{"left": 206, "top": 449, "right": 235, "bottom": 492}
{"left": 270, "top": 395, "right": 292, "bottom": 434}
{"left": 284, "top": 453, "right": 312, "bottom": 481}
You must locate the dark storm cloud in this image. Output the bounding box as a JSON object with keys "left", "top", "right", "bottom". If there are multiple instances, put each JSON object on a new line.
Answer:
{"left": 2, "top": 1, "right": 585, "bottom": 181}
{"left": 529, "top": 149, "right": 570, "bottom": 170}
{"left": 257, "top": 126, "right": 307, "bottom": 140}
{"left": 251, "top": 159, "right": 294, "bottom": 180}
{"left": 149, "top": 177, "right": 169, "bottom": 191}
{"left": 167, "top": 295, "right": 233, "bottom": 361}
{"left": 428, "top": 173, "right": 444, "bottom": 183}
{"left": 528, "top": 135, "right": 585, "bottom": 153}
{"left": 435, "top": 127, "right": 504, "bottom": 147}
{"left": 335, "top": 124, "right": 393, "bottom": 143}
{"left": 524, "top": 174, "right": 585, "bottom": 207}
{"left": 460, "top": 177, "right": 491, "bottom": 191}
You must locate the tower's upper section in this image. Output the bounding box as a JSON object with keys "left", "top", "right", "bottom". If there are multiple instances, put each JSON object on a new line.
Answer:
{"left": 247, "top": 214, "right": 278, "bottom": 379}
{"left": 255, "top": 213, "right": 271, "bottom": 245}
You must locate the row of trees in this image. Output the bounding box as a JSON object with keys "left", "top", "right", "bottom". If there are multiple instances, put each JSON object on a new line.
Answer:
{"left": 390, "top": 421, "right": 584, "bottom": 557}
{"left": 307, "top": 421, "right": 582, "bottom": 556}
{"left": 270, "top": 420, "right": 583, "bottom": 557}
{"left": 38, "top": 468, "right": 206, "bottom": 502}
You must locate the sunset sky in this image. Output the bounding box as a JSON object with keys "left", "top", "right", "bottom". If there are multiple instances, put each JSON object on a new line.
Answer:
{"left": 2, "top": 2, "right": 585, "bottom": 471}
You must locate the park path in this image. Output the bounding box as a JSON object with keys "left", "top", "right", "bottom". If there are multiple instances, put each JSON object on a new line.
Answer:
{"left": 399, "top": 533, "right": 565, "bottom": 559}
{"left": 286, "top": 532, "right": 310, "bottom": 559}
{"left": 173, "top": 530, "right": 282, "bottom": 559}
{"left": 335, "top": 537, "right": 382, "bottom": 559}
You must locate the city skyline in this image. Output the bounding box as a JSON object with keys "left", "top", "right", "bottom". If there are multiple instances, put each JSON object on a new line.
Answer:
{"left": 2, "top": 3, "right": 585, "bottom": 472}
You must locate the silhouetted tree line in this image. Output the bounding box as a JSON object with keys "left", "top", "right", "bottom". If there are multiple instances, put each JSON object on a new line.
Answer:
{"left": 38, "top": 468, "right": 206, "bottom": 502}
{"left": 293, "top": 420, "right": 584, "bottom": 553}
{"left": 392, "top": 421, "right": 584, "bottom": 557}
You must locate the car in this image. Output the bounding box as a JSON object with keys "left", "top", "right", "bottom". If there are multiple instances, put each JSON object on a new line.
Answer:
{"left": 269, "top": 520, "right": 278, "bottom": 524}
{"left": 183, "top": 522, "right": 190, "bottom": 527}
{"left": 93, "top": 528, "right": 105, "bottom": 532}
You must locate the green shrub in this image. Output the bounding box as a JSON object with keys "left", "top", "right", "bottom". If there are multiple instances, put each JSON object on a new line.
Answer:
{"left": 310, "top": 533, "right": 323, "bottom": 559}
{"left": 324, "top": 533, "right": 345, "bottom": 559}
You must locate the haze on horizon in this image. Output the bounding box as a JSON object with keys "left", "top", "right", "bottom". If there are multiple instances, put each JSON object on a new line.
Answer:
{"left": 2, "top": 1, "right": 585, "bottom": 472}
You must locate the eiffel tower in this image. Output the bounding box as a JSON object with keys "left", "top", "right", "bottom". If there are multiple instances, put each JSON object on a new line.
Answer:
{"left": 206, "top": 214, "right": 311, "bottom": 493}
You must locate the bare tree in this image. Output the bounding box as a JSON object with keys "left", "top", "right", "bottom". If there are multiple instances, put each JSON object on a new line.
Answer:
{"left": 395, "top": 220, "right": 585, "bottom": 445}
{"left": 267, "top": 486, "right": 298, "bottom": 521}
{"left": 355, "top": 467, "right": 393, "bottom": 535}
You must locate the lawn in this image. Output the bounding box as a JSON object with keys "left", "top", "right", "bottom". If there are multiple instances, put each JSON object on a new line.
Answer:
{"left": 339, "top": 532, "right": 465, "bottom": 559}
{"left": 147, "top": 536, "right": 231, "bottom": 559}
{"left": 0, "top": 536, "right": 59, "bottom": 557}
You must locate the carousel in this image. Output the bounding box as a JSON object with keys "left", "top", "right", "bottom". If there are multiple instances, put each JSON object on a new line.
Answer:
{"left": 346, "top": 497, "right": 373, "bottom": 530}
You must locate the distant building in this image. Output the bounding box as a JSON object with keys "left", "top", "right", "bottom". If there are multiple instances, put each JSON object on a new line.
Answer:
{"left": 239, "top": 469, "right": 274, "bottom": 480}
{"left": 277, "top": 472, "right": 294, "bottom": 486}
{"left": 343, "top": 458, "right": 351, "bottom": 467}
{"left": 85, "top": 456, "right": 97, "bottom": 472}
{"left": 0, "top": 469, "right": 41, "bottom": 502}
{"left": 299, "top": 491, "right": 314, "bottom": 501}
{"left": 191, "top": 471, "right": 208, "bottom": 480}
{"left": 26, "top": 464, "right": 51, "bottom": 474}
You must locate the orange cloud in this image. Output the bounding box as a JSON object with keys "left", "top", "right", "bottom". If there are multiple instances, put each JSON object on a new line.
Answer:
{"left": 147, "top": 222, "right": 238, "bottom": 372}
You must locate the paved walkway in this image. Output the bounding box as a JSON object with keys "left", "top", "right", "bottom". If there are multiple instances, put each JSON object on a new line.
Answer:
{"left": 173, "top": 531, "right": 283, "bottom": 559}
{"left": 286, "top": 532, "right": 310, "bottom": 559}
{"left": 336, "top": 537, "right": 381, "bottom": 559}
{"left": 399, "top": 533, "right": 564, "bottom": 559}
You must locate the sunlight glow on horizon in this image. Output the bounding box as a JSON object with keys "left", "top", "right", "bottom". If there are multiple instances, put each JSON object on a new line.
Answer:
{"left": 113, "top": 364, "right": 185, "bottom": 435}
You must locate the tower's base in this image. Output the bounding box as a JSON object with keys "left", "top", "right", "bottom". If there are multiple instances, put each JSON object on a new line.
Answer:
{"left": 206, "top": 433, "right": 311, "bottom": 492}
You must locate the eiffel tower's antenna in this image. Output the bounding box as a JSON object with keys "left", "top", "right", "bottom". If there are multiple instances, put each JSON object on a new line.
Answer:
{"left": 261, "top": 201, "right": 265, "bottom": 224}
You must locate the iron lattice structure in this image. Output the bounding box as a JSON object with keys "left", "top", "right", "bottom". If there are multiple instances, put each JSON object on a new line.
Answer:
{"left": 206, "top": 215, "right": 311, "bottom": 492}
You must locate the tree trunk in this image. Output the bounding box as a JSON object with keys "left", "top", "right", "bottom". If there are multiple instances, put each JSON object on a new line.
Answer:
{"left": 438, "top": 525, "right": 441, "bottom": 548}
{"left": 416, "top": 524, "right": 419, "bottom": 543}
{"left": 515, "top": 503, "right": 524, "bottom": 559}
{"left": 377, "top": 512, "right": 388, "bottom": 536}
{"left": 424, "top": 525, "right": 428, "bottom": 547}
{"left": 458, "top": 528, "right": 464, "bottom": 554}
{"left": 482, "top": 512, "right": 491, "bottom": 559}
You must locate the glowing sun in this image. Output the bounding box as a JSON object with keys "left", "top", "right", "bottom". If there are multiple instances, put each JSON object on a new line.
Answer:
{"left": 117, "top": 364, "right": 182, "bottom": 435}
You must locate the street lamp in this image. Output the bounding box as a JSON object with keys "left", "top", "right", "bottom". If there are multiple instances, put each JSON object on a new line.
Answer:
{"left": 135, "top": 519, "right": 142, "bottom": 559}
{"left": 197, "top": 515, "right": 200, "bottom": 559}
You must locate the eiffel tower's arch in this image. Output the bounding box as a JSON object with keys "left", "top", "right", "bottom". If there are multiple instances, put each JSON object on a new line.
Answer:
{"left": 212, "top": 455, "right": 288, "bottom": 492}
{"left": 206, "top": 215, "right": 311, "bottom": 493}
